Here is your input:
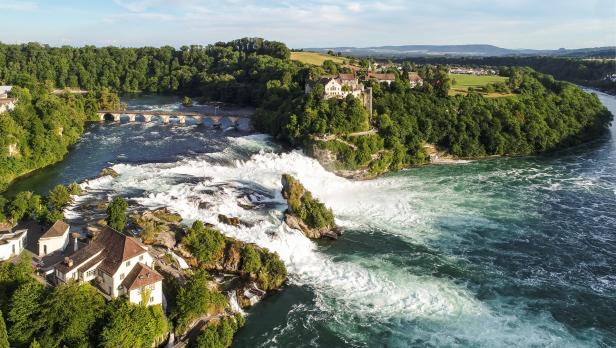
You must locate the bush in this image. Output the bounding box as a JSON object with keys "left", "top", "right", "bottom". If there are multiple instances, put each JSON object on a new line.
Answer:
{"left": 175, "top": 271, "right": 227, "bottom": 333}
{"left": 257, "top": 251, "right": 287, "bottom": 290}
{"left": 240, "top": 245, "right": 261, "bottom": 275}
{"left": 99, "top": 300, "right": 168, "bottom": 348}
{"left": 192, "top": 315, "right": 244, "bottom": 348}
{"left": 182, "top": 221, "right": 226, "bottom": 265}
{"left": 48, "top": 185, "right": 71, "bottom": 210}
{"left": 282, "top": 174, "right": 335, "bottom": 230}
{"left": 106, "top": 197, "right": 128, "bottom": 232}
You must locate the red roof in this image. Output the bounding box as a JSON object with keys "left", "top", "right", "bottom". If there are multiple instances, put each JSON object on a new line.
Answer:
{"left": 338, "top": 73, "right": 356, "bottom": 81}
{"left": 40, "top": 221, "right": 69, "bottom": 239}
{"left": 56, "top": 225, "right": 148, "bottom": 275}
{"left": 94, "top": 226, "right": 148, "bottom": 275}
{"left": 368, "top": 73, "right": 396, "bottom": 81}
{"left": 121, "top": 262, "right": 162, "bottom": 291}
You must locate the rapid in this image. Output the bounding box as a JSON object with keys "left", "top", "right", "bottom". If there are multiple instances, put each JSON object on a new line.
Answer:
{"left": 7, "top": 93, "right": 616, "bottom": 347}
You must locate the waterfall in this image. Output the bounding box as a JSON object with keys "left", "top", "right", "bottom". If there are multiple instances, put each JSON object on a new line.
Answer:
{"left": 228, "top": 290, "right": 245, "bottom": 315}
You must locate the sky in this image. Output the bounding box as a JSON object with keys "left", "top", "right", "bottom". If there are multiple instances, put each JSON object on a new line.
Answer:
{"left": 0, "top": 0, "right": 615, "bottom": 49}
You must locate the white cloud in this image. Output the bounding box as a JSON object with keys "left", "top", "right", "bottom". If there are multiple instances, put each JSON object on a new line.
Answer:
{"left": 347, "top": 2, "right": 362, "bottom": 13}
{"left": 112, "top": 0, "right": 161, "bottom": 12}
{"left": 0, "top": 1, "right": 38, "bottom": 11}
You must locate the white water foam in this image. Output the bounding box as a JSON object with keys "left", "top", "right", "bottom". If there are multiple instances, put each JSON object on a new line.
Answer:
{"left": 77, "top": 134, "right": 591, "bottom": 347}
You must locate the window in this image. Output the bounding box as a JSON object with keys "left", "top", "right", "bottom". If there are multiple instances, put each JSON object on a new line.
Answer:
{"left": 43, "top": 245, "right": 47, "bottom": 255}
{"left": 125, "top": 260, "right": 131, "bottom": 267}
{"left": 120, "top": 273, "right": 125, "bottom": 280}
{"left": 150, "top": 296, "right": 155, "bottom": 303}
{"left": 86, "top": 269, "right": 96, "bottom": 278}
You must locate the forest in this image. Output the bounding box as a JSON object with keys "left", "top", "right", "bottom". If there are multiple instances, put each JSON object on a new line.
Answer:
{"left": 0, "top": 38, "right": 613, "bottom": 181}
{"left": 255, "top": 65, "right": 613, "bottom": 175}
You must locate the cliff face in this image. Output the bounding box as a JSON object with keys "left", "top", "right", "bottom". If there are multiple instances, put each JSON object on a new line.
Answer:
{"left": 281, "top": 174, "right": 340, "bottom": 239}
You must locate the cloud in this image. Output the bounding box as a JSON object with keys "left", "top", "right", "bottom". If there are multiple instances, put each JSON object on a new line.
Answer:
{"left": 103, "top": 11, "right": 176, "bottom": 23}
{"left": 3, "top": 0, "right": 613, "bottom": 49}
{"left": 112, "top": 0, "right": 161, "bottom": 12}
{"left": 0, "top": 0, "right": 38, "bottom": 11}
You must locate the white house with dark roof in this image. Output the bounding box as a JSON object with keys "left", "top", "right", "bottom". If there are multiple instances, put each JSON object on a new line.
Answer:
{"left": 305, "top": 74, "right": 365, "bottom": 100}
{"left": 38, "top": 220, "right": 70, "bottom": 256}
{"left": 54, "top": 225, "right": 163, "bottom": 306}
{"left": 367, "top": 72, "right": 396, "bottom": 85}
{"left": 0, "top": 227, "right": 27, "bottom": 261}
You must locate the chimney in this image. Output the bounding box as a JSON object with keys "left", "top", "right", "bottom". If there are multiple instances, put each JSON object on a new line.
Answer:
{"left": 65, "top": 257, "right": 73, "bottom": 267}
{"left": 71, "top": 233, "right": 80, "bottom": 252}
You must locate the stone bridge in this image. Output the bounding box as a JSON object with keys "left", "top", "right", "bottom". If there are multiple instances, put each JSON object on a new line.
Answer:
{"left": 97, "top": 110, "right": 251, "bottom": 129}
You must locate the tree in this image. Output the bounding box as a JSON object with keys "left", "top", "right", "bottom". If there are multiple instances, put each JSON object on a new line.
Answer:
{"left": 48, "top": 184, "right": 71, "bottom": 210}
{"left": 0, "top": 310, "right": 8, "bottom": 348}
{"left": 193, "top": 315, "right": 243, "bottom": 348}
{"left": 240, "top": 245, "right": 261, "bottom": 275}
{"left": 36, "top": 283, "right": 105, "bottom": 348}
{"left": 182, "top": 221, "right": 226, "bottom": 264}
{"left": 8, "top": 192, "right": 33, "bottom": 223}
{"left": 67, "top": 183, "right": 82, "bottom": 196}
{"left": 8, "top": 280, "right": 44, "bottom": 347}
{"left": 43, "top": 209, "right": 64, "bottom": 225}
{"left": 106, "top": 197, "right": 128, "bottom": 232}
{"left": 99, "top": 300, "right": 168, "bottom": 348}
{"left": 182, "top": 96, "right": 193, "bottom": 107}
{"left": 175, "top": 270, "right": 227, "bottom": 333}
{"left": 258, "top": 251, "right": 287, "bottom": 290}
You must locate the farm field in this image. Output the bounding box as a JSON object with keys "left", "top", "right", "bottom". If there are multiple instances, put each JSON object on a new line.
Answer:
{"left": 291, "top": 51, "right": 346, "bottom": 66}
{"left": 449, "top": 73, "right": 512, "bottom": 97}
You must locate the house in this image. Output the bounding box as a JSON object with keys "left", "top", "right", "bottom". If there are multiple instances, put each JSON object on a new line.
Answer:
{"left": 408, "top": 72, "right": 424, "bottom": 88}
{"left": 39, "top": 220, "right": 70, "bottom": 256}
{"left": 0, "top": 86, "right": 12, "bottom": 98}
{"left": 305, "top": 74, "right": 365, "bottom": 100}
{"left": 0, "top": 227, "right": 27, "bottom": 261}
{"left": 54, "top": 225, "right": 163, "bottom": 306}
{"left": 367, "top": 72, "right": 396, "bottom": 85}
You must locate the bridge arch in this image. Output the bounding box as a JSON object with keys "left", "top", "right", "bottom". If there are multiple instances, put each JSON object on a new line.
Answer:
{"left": 218, "top": 117, "right": 236, "bottom": 129}
{"left": 134, "top": 114, "right": 148, "bottom": 122}
{"left": 102, "top": 113, "right": 116, "bottom": 122}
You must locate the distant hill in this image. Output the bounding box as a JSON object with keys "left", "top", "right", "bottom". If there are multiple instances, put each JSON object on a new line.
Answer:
{"left": 303, "top": 45, "right": 616, "bottom": 58}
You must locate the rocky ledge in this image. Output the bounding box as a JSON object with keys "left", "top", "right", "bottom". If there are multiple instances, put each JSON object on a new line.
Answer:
{"left": 281, "top": 174, "right": 341, "bottom": 240}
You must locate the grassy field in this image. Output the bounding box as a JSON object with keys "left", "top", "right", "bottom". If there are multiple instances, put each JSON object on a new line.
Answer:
{"left": 291, "top": 51, "right": 347, "bottom": 66}
{"left": 449, "top": 73, "right": 512, "bottom": 97}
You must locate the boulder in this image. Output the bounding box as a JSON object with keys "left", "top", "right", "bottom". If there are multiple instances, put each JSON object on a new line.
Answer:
{"left": 100, "top": 167, "right": 119, "bottom": 178}
{"left": 218, "top": 214, "right": 253, "bottom": 228}
{"left": 222, "top": 241, "right": 242, "bottom": 272}
{"left": 218, "top": 214, "right": 241, "bottom": 227}
{"left": 284, "top": 213, "right": 341, "bottom": 240}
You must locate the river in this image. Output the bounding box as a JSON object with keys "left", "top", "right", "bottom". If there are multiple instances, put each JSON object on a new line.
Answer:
{"left": 6, "top": 93, "right": 616, "bottom": 347}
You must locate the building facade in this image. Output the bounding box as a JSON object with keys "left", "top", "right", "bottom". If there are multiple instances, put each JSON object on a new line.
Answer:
{"left": 54, "top": 225, "right": 163, "bottom": 306}
{"left": 0, "top": 228, "right": 27, "bottom": 261}
{"left": 39, "top": 220, "right": 70, "bottom": 256}
{"left": 305, "top": 74, "right": 365, "bottom": 100}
